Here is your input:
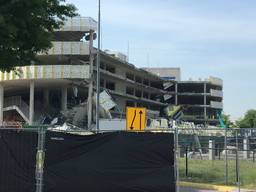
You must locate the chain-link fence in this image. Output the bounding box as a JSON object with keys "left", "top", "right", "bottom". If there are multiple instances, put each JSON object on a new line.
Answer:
{"left": 175, "top": 127, "right": 256, "bottom": 191}
{"left": 0, "top": 127, "right": 175, "bottom": 192}
{"left": 1, "top": 126, "right": 256, "bottom": 191}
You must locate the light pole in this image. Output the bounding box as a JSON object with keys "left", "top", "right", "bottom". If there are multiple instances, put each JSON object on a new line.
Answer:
{"left": 87, "top": 30, "right": 94, "bottom": 129}
{"left": 96, "top": 0, "right": 101, "bottom": 132}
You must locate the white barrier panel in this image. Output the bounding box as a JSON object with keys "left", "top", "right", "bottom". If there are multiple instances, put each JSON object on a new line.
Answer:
{"left": 39, "top": 42, "right": 89, "bottom": 55}
{"left": 210, "top": 101, "right": 223, "bottom": 109}
{"left": 57, "top": 17, "right": 97, "bottom": 32}
{"left": 210, "top": 89, "right": 223, "bottom": 97}
{"left": 0, "top": 65, "right": 90, "bottom": 81}
{"left": 209, "top": 76, "right": 223, "bottom": 86}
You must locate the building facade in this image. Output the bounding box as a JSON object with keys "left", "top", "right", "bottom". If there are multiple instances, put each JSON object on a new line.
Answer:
{"left": 144, "top": 67, "right": 181, "bottom": 81}
{"left": 0, "top": 17, "right": 223, "bottom": 128}
{"left": 0, "top": 17, "right": 167, "bottom": 128}
{"left": 148, "top": 67, "right": 223, "bottom": 126}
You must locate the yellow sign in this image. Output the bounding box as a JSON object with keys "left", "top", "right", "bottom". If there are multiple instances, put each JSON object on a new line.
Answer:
{"left": 126, "top": 107, "right": 146, "bottom": 131}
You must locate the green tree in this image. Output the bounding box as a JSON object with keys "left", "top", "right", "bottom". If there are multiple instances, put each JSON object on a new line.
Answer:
{"left": 236, "top": 109, "right": 256, "bottom": 128}
{"left": 221, "top": 113, "right": 235, "bottom": 128}
{"left": 0, "top": 0, "right": 77, "bottom": 71}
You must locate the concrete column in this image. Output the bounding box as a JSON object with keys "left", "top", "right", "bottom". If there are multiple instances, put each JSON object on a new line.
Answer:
{"left": 175, "top": 83, "right": 178, "bottom": 105}
{"left": 203, "top": 83, "right": 207, "bottom": 127}
{"left": 0, "top": 84, "right": 4, "bottom": 124}
{"left": 61, "top": 86, "right": 68, "bottom": 111}
{"left": 29, "top": 80, "right": 35, "bottom": 125}
{"left": 43, "top": 89, "right": 49, "bottom": 107}
{"left": 243, "top": 137, "right": 250, "bottom": 159}
{"left": 209, "top": 140, "right": 215, "bottom": 160}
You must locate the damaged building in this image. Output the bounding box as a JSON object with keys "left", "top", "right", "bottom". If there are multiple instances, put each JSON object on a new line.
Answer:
{"left": 0, "top": 17, "right": 223, "bottom": 128}
{"left": 145, "top": 68, "right": 223, "bottom": 126}
{"left": 0, "top": 17, "right": 166, "bottom": 128}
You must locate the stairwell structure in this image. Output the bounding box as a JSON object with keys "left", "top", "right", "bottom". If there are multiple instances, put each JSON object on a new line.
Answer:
{"left": 0, "top": 17, "right": 97, "bottom": 125}
{"left": 0, "top": 17, "right": 167, "bottom": 127}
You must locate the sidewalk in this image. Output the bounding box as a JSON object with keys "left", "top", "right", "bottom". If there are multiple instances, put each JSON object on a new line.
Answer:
{"left": 179, "top": 182, "right": 256, "bottom": 192}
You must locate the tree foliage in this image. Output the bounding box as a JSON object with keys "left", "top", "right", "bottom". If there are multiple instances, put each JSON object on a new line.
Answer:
{"left": 236, "top": 109, "right": 256, "bottom": 128}
{"left": 221, "top": 113, "right": 235, "bottom": 128}
{"left": 0, "top": 0, "right": 77, "bottom": 71}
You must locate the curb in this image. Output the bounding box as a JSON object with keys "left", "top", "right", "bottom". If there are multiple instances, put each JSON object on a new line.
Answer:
{"left": 179, "top": 181, "right": 236, "bottom": 192}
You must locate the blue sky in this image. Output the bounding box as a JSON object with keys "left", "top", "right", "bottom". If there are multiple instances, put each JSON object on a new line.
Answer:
{"left": 67, "top": 0, "right": 256, "bottom": 120}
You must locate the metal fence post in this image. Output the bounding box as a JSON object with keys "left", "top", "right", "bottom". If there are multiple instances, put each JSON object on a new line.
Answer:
{"left": 185, "top": 146, "right": 188, "bottom": 177}
{"left": 174, "top": 121, "right": 179, "bottom": 192}
{"left": 35, "top": 127, "right": 46, "bottom": 192}
{"left": 236, "top": 130, "right": 240, "bottom": 192}
{"left": 224, "top": 127, "right": 228, "bottom": 185}
{"left": 218, "top": 145, "right": 221, "bottom": 160}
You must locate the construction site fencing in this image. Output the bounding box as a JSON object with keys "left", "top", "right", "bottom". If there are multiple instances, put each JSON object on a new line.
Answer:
{"left": 0, "top": 127, "right": 45, "bottom": 192}
{"left": 1, "top": 126, "right": 256, "bottom": 192}
{"left": 0, "top": 127, "right": 174, "bottom": 192}
{"left": 175, "top": 127, "right": 256, "bottom": 191}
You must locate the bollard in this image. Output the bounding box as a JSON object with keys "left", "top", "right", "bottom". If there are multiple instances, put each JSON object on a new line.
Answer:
{"left": 243, "top": 137, "right": 250, "bottom": 159}
{"left": 209, "top": 140, "right": 215, "bottom": 160}
{"left": 177, "top": 145, "right": 181, "bottom": 158}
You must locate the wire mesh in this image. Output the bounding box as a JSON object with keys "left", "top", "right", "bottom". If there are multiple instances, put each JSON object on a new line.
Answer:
{"left": 1, "top": 127, "right": 256, "bottom": 191}
{"left": 176, "top": 128, "right": 256, "bottom": 191}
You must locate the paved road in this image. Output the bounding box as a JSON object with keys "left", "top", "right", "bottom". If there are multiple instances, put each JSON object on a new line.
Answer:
{"left": 179, "top": 187, "right": 216, "bottom": 192}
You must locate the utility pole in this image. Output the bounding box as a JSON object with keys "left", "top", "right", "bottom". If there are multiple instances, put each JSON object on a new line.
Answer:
{"left": 87, "top": 30, "right": 94, "bottom": 129}
{"left": 96, "top": 0, "right": 101, "bottom": 132}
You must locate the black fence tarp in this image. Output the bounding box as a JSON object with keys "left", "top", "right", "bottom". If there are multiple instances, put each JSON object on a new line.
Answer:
{"left": 0, "top": 130, "right": 175, "bottom": 192}
{"left": 0, "top": 130, "right": 38, "bottom": 192}
{"left": 44, "top": 131, "right": 175, "bottom": 192}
